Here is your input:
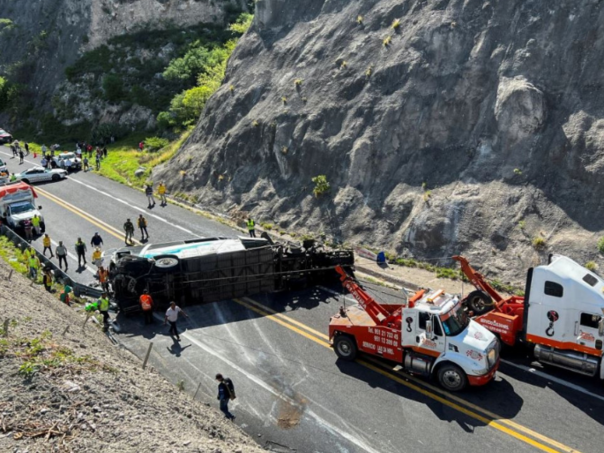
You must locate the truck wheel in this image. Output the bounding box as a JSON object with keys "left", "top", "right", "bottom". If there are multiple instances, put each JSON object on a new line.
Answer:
{"left": 466, "top": 290, "right": 493, "bottom": 316}
{"left": 437, "top": 364, "right": 468, "bottom": 392}
{"left": 153, "top": 255, "right": 180, "bottom": 273}
{"left": 52, "top": 174, "right": 60, "bottom": 181}
{"left": 21, "top": 179, "right": 29, "bottom": 184}
{"left": 334, "top": 335, "right": 357, "bottom": 361}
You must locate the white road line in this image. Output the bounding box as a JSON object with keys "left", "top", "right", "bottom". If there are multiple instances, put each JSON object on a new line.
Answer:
{"left": 501, "top": 359, "right": 604, "bottom": 403}
{"left": 68, "top": 177, "right": 195, "bottom": 235}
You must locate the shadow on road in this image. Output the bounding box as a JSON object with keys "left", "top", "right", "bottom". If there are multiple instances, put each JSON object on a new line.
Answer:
{"left": 334, "top": 358, "right": 524, "bottom": 431}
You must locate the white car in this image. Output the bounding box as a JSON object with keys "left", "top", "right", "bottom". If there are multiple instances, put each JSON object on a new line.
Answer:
{"left": 52, "top": 152, "right": 82, "bottom": 171}
{"left": 15, "top": 166, "right": 67, "bottom": 184}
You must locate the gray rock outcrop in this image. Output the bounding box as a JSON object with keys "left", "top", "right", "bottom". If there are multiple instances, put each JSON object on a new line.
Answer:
{"left": 157, "top": 0, "right": 604, "bottom": 281}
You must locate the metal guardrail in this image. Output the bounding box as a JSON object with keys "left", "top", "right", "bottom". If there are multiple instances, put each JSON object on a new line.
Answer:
{"left": 0, "top": 225, "right": 103, "bottom": 299}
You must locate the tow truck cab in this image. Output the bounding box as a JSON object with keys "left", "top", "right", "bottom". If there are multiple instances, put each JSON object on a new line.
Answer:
{"left": 330, "top": 286, "right": 499, "bottom": 392}
{"left": 524, "top": 255, "right": 604, "bottom": 378}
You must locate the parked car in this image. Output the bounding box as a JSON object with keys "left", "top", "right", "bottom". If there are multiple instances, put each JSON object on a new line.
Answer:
{"left": 14, "top": 166, "right": 67, "bottom": 184}
{"left": 0, "top": 129, "right": 13, "bottom": 144}
{"left": 0, "top": 157, "right": 7, "bottom": 173}
{"left": 51, "top": 152, "right": 82, "bottom": 171}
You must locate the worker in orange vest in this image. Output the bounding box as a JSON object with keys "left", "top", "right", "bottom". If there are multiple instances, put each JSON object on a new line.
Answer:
{"left": 139, "top": 289, "right": 154, "bottom": 325}
{"left": 98, "top": 266, "right": 109, "bottom": 293}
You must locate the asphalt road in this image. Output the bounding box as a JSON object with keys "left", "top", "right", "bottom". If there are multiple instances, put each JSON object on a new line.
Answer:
{"left": 2, "top": 146, "right": 603, "bottom": 453}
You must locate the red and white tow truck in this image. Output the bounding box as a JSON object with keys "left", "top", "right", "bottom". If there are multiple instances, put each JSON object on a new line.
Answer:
{"left": 329, "top": 266, "right": 500, "bottom": 392}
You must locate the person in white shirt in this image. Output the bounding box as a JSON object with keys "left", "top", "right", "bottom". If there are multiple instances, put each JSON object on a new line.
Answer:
{"left": 164, "top": 301, "right": 188, "bottom": 341}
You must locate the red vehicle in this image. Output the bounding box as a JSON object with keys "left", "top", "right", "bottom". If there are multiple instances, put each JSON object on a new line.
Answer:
{"left": 329, "top": 266, "right": 499, "bottom": 392}
{"left": 454, "top": 255, "right": 604, "bottom": 379}
{"left": 0, "top": 128, "right": 13, "bottom": 144}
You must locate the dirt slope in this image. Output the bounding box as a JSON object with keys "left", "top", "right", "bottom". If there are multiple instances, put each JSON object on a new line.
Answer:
{"left": 0, "top": 259, "right": 263, "bottom": 453}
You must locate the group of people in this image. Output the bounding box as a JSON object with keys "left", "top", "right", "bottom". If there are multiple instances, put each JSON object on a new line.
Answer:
{"left": 145, "top": 182, "right": 168, "bottom": 208}
{"left": 10, "top": 140, "right": 29, "bottom": 164}
{"left": 123, "top": 214, "right": 151, "bottom": 244}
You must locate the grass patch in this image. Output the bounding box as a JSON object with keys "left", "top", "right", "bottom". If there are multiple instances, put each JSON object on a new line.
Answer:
{"left": 585, "top": 261, "right": 598, "bottom": 272}
{"left": 532, "top": 236, "right": 546, "bottom": 250}
{"left": 0, "top": 236, "right": 28, "bottom": 275}
{"left": 598, "top": 237, "right": 604, "bottom": 255}
{"left": 96, "top": 129, "right": 192, "bottom": 187}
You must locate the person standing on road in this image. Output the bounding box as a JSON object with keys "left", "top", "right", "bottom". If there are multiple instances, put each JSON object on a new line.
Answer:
{"left": 83, "top": 156, "right": 89, "bottom": 172}
{"left": 18, "top": 149, "right": 24, "bottom": 164}
{"left": 157, "top": 181, "right": 167, "bottom": 206}
{"left": 137, "top": 214, "right": 149, "bottom": 241}
{"left": 98, "top": 292, "right": 110, "bottom": 330}
{"left": 247, "top": 218, "right": 256, "bottom": 238}
{"left": 55, "top": 241, "right": 68, "bottom": 271}
{"left": 41, "top": 144, "right": 47, "bottom": 155}
{"left": 124, "top": 218, "right": 135, "bottom": 245}
{"left": 10, "top": 143, "right": 16, "bottom": 158}
{"left": 164, "top": 301, "right": 188, "bottom": 341}
{"left": 139, "top": 289, "right": 154, "bottom": 325}
{"left": 90, "top": 232, "right": 103, "bottom": 248}
{"left": 42, "top": 234, "right": 54, "bottom": 258}
{"left": 216, "top": 374, "right": 236, "bottom": 420}
{"left": 95, "top": 153, "right": 101, "bottom": 171}
{"left": 31, "top": 214, "right": 41, "bottom": 236}
{"left": 145, "top": 184, "right": 155, "bottom": 208}
{"left": 24, "top": 142, "right": 29, "bottom": 155}
{"left": 23, "top": 219, "right": 33, "bottom": 241}
{"left": 75, "top": 237, "right": 87, "bottom": 267}
{"left": 98, "top": 265, "right": 109, "bottom": 293}
{"left": 28, "top": 252, "right": 40, "bottom": 281}
{"left": 92, "top": 247, "right": 102, "bottom": 269}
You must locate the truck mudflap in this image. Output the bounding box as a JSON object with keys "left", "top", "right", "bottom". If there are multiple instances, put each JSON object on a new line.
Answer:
{"left": 467, "top": 360, "right": 499, "bottom": 386}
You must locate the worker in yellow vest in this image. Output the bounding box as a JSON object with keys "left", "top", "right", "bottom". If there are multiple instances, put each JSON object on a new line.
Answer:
{"left": 28, "top": 253, "right": 40, "bottom": 281}
{"left": 98, "top": 293, "right": 110, "bottom": 329}
{"left": 247, "top": 218, "right": 256, "bottom": 238}
{"left": 92, "top": 247, "right": 102, "bottom": 269}
{"left": 158, "top": 181, "right": 167, "bottom": 206}
{"left": 31, "top": 214, "right": 41, "bottom": 236}
{"left": 42, "top": 234, "right": 54, "bottom": 258}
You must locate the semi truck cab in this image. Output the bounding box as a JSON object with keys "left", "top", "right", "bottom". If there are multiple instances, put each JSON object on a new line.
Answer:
{"left": 525, "top": 255, "right": 604, "bottom": 378}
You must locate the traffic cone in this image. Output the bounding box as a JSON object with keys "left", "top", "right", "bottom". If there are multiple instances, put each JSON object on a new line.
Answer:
{"left": 33, "top": 152, "right": 37, "bottom": 158}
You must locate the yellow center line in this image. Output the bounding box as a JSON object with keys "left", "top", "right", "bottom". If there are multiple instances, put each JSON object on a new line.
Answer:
{"left": 233, "top": 297, "right": 579, "bottom": 453}
{"left": 36, "top": 187, "right": 141, "bottom": 245}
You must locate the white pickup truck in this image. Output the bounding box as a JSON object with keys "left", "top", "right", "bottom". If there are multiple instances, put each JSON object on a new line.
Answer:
{"left": 0, "top": 182, "right": 45, "bottom": 232}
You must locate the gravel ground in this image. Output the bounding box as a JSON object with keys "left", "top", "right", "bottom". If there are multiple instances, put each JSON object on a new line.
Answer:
{"left": 0, "top": 259, "right": 264, "bottom": 453}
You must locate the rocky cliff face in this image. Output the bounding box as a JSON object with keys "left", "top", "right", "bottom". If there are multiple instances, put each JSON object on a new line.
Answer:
{"left": 158, "top": 0, "right": 604, "bottom": 281}
{"left": 0, "top": 0, "right": 244, "bottom": 127}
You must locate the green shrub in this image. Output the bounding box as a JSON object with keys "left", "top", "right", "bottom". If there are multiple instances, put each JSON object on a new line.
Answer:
{"left": 392, "top": 19, "right": 401, "bottom": 29}
{"left": 598, "top": 237, "right": 604, "bottom": 255}
{"left": 312, "top": 175, "right": 330, "bottom": 197}
{"left": 518, "top": 220, "right": 526, "bottom": 229}
{"left": 532, "top": 237, "right": 546, "bottom": 250}
{"left": 229, "top": 13, "right": 254, "bottom": 34}
{"left": 585, "top": 261, "right": 598, "bottom": 272}
{"left": 145, "top": 137, "right": 169, "bottom": 152}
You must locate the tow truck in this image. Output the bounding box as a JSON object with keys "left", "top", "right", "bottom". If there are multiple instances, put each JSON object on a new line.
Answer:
{"left": 329, "top": 266, "right": 499, "bottom": 391}
{"left": 454, "top": 254, "right": 604, "bottom": 380}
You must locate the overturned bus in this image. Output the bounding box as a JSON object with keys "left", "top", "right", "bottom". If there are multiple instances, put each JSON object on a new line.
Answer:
{"left": 109, "top": 236, "right": 354, "bottom": 313}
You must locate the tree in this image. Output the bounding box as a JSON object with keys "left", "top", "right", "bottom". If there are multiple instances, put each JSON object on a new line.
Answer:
{"left": 102, "top": 74, "right": 125, "bottom": 103}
